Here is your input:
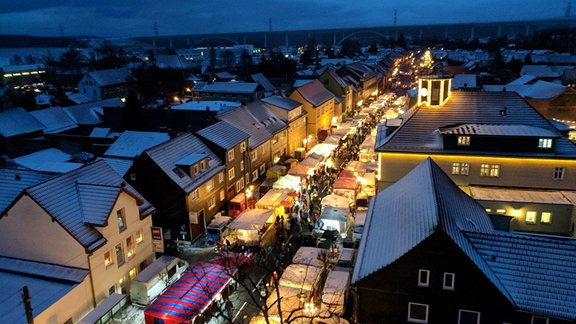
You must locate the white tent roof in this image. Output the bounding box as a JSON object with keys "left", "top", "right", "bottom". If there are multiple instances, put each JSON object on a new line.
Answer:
{"left": 321, "top": 194, "right": 350, "bottom": 209}
{"left": 292, "top": 246, "right": 328, "bottom": 268}
{"left": 279, "top": 264, "right": 322, "bottom": 291}
{"left": 227, "top": 209, "right": 274, "bottom": 230}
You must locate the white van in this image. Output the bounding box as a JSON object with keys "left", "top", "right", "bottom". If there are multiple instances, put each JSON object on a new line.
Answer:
{"left": 129, "top": 255, "right": 189, "bottom": 305}
{"left": 353, "top": 208, "right": 367, "bottom": 243}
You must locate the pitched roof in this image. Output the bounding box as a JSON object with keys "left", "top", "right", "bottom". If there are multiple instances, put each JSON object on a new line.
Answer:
{"left": 104, "top": 131, "right": 170, "bottom": 159}
{"left": 217, "top": 106, "right": 273, "bottom": 148}
{"left": 352, "top": 158, "right": 496, "bottom": 283}
{"left": 293, "top": 79, "right": 335, "bottom": 107}
{"left": 63, "top": 98, "right": 119, "bottom": 125}
{"left": 466, "top": 231, "right": 576, "bottom": 320}
{"left": 193, "top": 81, "right": 261, "bottom": 94}
{"left": 261, "top": 95, "right": 302, "bottom": 111}
{"left": 141, "top": 133, "right": 224, "bottom": 193}
{"left": 515, "top": 80, "right": 566, "bottom": 99}
{"left": 11, "top": 148, "right": 83, "bottom": 173}
{"left": 30, "top": 107, "right": 77, "bottom": 134}
{"left": 375, "top": 91, "right": 576, "bottom": 158}
{"left": 0, "top": 256, "right": 89, "bottom": 323}
{"left": 250, "top": 73, "right": 276, "bottom": 92}
{"left": 87, "top": 68, "right": 133, "bottom": 87}
{"left": 0, "top": 107, "right": 44, "bottom": 137}
{"left": 0, "top": 168, "right": 55, "bottom": 215}
{"left": 438, "top": 124, "right": 558, "bottom": 137}
{"left": 196, "top": 120, "right": 250, "bottom": 150}
{"left": 24, "top": 160, "right": 153, "bottom": 252}
{"left": 245, "top": 101, "right": 288, "bottom": 135}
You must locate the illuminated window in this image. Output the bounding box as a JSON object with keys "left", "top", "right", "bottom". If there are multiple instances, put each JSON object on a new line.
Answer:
{"left": 418, "top": 269, "right": 429, "bottom": 287}
{"left": 135, "top": 229, "right": 143, "bottom": 244}
{"left": 192, "top": 189, "right": 199, "bottom": 201}
{"left": 458, "top": 310, "right": 480, "bottom": 324}
{"left": 496, "top": 209, "right": 506, "bottom": 214}
{"left": 228, "top": 167, "right": 235, "bottom": 181}
{"left": 129, "top": 267, "right": 137, "bottom": 279}
{"left": 541, "top": 212, "right": 552, "bottom": 224}
{"left": 526, "top": 211, "right": 537, "bottom": 224}
{"left": 240, "top": 142, "right": 246, "bottom": 153}
{"left": 208, "top": 196, "right": 216, "bottom": 210}
{"left": 408, "top": 302, "right": 428, "bottom": 323}
{"left": 116, "top": 243, "right": 125, "bottom": 266}
{"left": 117, "top": 209, "right": 127, "bottom": 232}
{"left": 126, "top": 236, "right": 134, "bottom": 258}
{"left": 220, "top": 190, "right": 225, "bottom": 201}
{"left": 235, "top": 178, "right": 245, "bottom": 192}
{"left": 451, "top": 162, "right": 469, "bottom": 175}
{"left": 480, "top": 164, "right": 499, "bottom": 177}
{"left": 259, "top": 164, "right": 266, "bottom": 175}
{"left": 240, "top": 160, "right": 245, "bottom": 171}
{"left": 443, "top": 273, "right": 455, "bottom": 290}
{"left": 553, "top": 167, "right": 565, "bottom": 180}
{"left": 538, "top": 138, "right": 552, "bottom": 149}
{"left": 252, "top": 170, "right": 258, "bottom": 182}
{"left": 485, "top": 208, "right": 492, "bottom": 213}
{"left": 457, "top": 136, "right": 470, "bottom": 146}
{"left": 104, "top": 250, "right": 113, "bottom": 267}
{"left": 251, "top": 151, "right": 257, "bottom": 162}
{"left": 206, "top": 179, "right": 214, "bottom": 192}
{"left": 218, "top": 172, "right": 224, "bottom": 183}
{"left": 227, "top": 150, "right": 235, "bottom": 162}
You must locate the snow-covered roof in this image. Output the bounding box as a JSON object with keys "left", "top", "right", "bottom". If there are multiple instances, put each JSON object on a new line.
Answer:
{"left": 291, "top": 246, "right": 328, "bottom": 268}
{"left": 261, "top": 95, "right": 302, "bottom": 111}
{"left": 0, "top": 168, "right": 55, "bottom": 215}
{"left": 466, "top": 231, "right": 576, "bottom": 320}
{"left": 104, "top": 131, "right": 170, "bottom": 159}
{"left": 171, "top": 100, "right": 241, "bottom": 112}
{"left": 375, "top": 91, "right": 576, "bottom": 158}
{"left": 196, "top": 120, "right": 250, "bottom": 151}
{"left": 515, "top": 80, "right": 566, "bottom": 99}
{"left": 193, "top": 81, "right": 260, "bottom": 94}
{"left": 0, "top": 107, "right": 44, "bottom": 137}
{"left": 0, "top": 257, "right": 89, "bottom": 323}
{"left": 438, "top": 124, "right": 558, "bottom": 137}
{"left": 139, "top": 132, "right": 223, "bottom": 193}
{"left": 470, "top": 186, "right": 573, "bottom": 205}
{"left": 250, "top": 73, "right": 276, "bottom": 92}
{"left": 352, "top": 158, "right": 501, "bottom": 293}
{"left": 293, "top": 79, "right": 335, "bottom": 107}
{"left": 451, "top": 74, "right": 477, "bottom": 89}
{"left": 279, "top": 263, "right": 322, "bottom": 291}
{"left": 25, "top": 160, "right": 154, "bottom": 252}
{"left": 86, "top": 68, "right": 133, "bottom": 87}
{"left": 11, "top": 148, "right": 82, "bottom": 173}
{"left": 217, "top": 106, "right": 273, "bottom": 149}
{"left": 227, "top": 209, "right": 274, "bottom": 230}
{"left": 30, "top": 107, "right": 77, "bottom": 134}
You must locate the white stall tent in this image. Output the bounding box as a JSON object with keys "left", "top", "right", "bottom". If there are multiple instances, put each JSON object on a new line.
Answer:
{"left": 227, "top": 209, "right": 275, "bottom": 246}
{"left": 292, "top": 246, "right": 328, "bottom": 268}
{"left": 279, "top": 263, "right": 323, "bottom": 291}
{"left": 322, "top": 270, "right": 350, "bottom": 316}
{"left": 273, "top": 174, "right": 302, "bottom": 192}
{"left": 320, "top": 205, "right": 350, "bottom": 236}
{"left": 321, "top": 194, "right": 349, "bottom": 210}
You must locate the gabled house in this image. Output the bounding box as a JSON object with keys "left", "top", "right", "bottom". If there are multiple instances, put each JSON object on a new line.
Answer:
{"left": 353, "top": 158, "right": 576, "bottom": 323}
{"left": 336, "top": 61, "right": 379, "bottom": 106}
{"left": 318, "top": 66, "right": 354, "bottom": 118}
{"left": 0, "top": 160, "right": 156, "bottom": 320}
{"left": 0, "top": 107, "right": 45, "bottom": 157}
{"left": 103, "top": 131, "right": 170, "bottom": 160}
{"left": 77, "top": 68, "right": 134, "bottom": 101}
{"left": 376, "top": 75, "right": 576, "bottom": 236}
{"left": 191, "top": 81, "right": 264, "bottom": 103}
{"left": 216, "top": 106, "right": 270, "bottom": 187}
{"left": 261, "top": 95, "right": 308, "bottom": 158}
{"left": 127, "top": 132, "right": 226, "bottom": 241}
{"left": 250, "top": 73, "right": 277, "bottom": 96}
{"left": 197, "top": 121, "right": 250, "bottom": 201}
{"left": 245, "top": 100, "right": 288, "bottom": 166}
{"left": 289, "top": 79, "right": 335, "bottom": 143}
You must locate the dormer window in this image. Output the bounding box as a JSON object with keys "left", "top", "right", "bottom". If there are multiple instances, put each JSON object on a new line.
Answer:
{"left": 538, "top": 138, "right": 552, "bottom": 149}
{"left": 457, "top": 136, "right": 470, "bottom": 146}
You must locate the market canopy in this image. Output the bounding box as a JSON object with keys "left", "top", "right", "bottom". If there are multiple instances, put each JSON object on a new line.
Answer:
{"left": 321, "top": 194, "right": 350, "bottom": 209}
{"left": 144, "top": 261, "right": 236, "bottom": 324}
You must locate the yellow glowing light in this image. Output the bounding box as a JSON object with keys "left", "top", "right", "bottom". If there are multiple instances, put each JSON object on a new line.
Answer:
{"left": 511, "top": 209, "right": 522, "bottom": 217}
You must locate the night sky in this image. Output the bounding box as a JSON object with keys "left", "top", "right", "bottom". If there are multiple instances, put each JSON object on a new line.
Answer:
{"left": 0, "top": 0, "right": 564, "bottom": 38}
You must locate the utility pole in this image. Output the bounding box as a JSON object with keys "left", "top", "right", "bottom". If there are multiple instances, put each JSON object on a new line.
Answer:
{"left": 23, "top": 286, "right": 34, "bottom": 324}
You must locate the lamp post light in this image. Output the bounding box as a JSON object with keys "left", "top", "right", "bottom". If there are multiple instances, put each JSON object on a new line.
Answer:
{"left": 245, "top": 185, "right": 254, "bottom": 209}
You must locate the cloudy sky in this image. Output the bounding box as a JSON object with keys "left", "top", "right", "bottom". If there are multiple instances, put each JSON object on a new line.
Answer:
{"left": 0, "top": 0, "right": 564, "bottom": 38}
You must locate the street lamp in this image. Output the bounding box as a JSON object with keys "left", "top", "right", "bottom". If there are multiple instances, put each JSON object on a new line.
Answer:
{"left": 245, "top": 185, "right": 253, "bottom": 209}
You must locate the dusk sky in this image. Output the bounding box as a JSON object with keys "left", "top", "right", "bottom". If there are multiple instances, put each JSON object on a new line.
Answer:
{"left": 0, "top": 0, "right": 565, "bottom": 38}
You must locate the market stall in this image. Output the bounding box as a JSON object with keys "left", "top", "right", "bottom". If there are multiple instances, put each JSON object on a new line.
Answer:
{"left": 144, "top": 261, "right": 236, "bottom": 324}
